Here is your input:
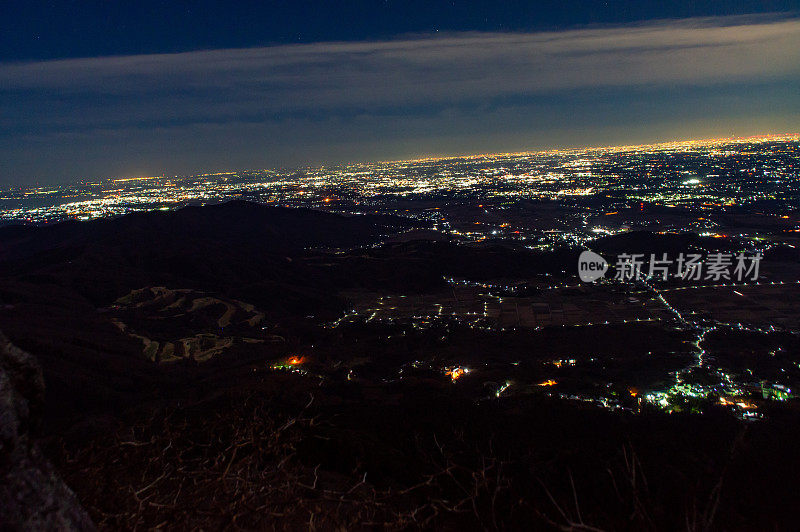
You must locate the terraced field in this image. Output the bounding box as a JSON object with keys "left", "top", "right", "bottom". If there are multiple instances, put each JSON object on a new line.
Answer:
{"left": 111, "top": 287, "right": 280, "bottom": 363}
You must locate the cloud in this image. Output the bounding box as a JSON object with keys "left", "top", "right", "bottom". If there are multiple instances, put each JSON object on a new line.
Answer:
{"left": 1, "top": 14, "right": 799, "bottom": 182}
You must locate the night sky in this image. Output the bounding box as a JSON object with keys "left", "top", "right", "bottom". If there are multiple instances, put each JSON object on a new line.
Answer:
{"left": 2, "top": 1, "right": 800, "bottom": 184}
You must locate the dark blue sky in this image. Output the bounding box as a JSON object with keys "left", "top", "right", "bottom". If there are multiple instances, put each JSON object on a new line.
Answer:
{"left": 2, "top": 1, "right": 800, "bottom": 184}
{"left": 4, "top": 0, "right": 800, "bottom": 60}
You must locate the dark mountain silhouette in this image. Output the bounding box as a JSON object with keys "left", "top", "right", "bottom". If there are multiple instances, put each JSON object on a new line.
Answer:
{"left": 0, "top": 201, "right": 416, "bottom": 305}
{"left": 1, "top": 202, "right": 798, "bottom": 530}
{"left": 0, "top": 202, "right": 418, "bottom": 423}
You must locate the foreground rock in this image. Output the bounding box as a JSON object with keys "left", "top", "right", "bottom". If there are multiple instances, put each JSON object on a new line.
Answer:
{"left": 0, "top": 332, "right": 94, "bottom": 531}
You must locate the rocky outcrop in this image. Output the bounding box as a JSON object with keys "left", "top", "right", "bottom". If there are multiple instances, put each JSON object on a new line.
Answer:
{"left": 0, "top": 332, "right": 95, "bottom": 531}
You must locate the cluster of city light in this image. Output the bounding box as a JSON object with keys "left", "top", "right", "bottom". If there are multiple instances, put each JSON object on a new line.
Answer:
{"left": 2, "top": 135, "right": 797, "bottom": 227}
{"left": 4, "top": 136, "right": 798, "bottom": 420}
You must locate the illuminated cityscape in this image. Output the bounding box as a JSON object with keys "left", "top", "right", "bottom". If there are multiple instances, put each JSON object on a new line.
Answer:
{"left": 2, "top": 135, "right": 798, "bottom": 423}
{"left": 4, "top": 135, "right": 798, "bottom": 228}
{"left": 4, "top": 1, "right": 800, "bottom": 528}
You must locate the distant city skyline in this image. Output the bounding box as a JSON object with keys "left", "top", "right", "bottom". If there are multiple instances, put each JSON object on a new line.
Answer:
{"left": 4, "top": 135, "right": 797, "bottom": 225}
